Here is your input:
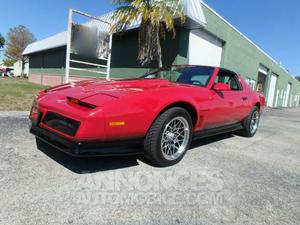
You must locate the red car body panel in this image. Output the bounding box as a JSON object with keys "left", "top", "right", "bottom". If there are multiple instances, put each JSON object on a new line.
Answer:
{"left": 31, "top": 67, "right": 265, "bottom": 147}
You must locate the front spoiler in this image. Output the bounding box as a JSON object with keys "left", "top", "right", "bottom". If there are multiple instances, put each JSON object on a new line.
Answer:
{"left": 30, "top": 123, "right": 143, "bottom": 157}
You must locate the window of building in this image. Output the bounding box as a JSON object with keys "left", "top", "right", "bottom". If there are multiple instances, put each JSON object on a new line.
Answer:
{"left": 246, "top": 78, "right": 256, "bottom": 90}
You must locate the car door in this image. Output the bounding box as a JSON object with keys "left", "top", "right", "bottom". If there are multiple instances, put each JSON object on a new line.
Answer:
{"left": 204, "top": 69, "right": 245, "bottom": 129}
{"left": 235, "top": 75, "right": 253, "bottom": 119}
{"left": 223, "top": 73, "right": 249, "bottom": 122}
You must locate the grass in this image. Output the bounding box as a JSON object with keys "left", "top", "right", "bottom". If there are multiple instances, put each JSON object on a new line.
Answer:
{"left": 0, "top": 78, "right": 48, "bottom": 111}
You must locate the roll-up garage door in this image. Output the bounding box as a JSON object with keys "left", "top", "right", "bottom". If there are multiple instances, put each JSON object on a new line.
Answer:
{"left": 188, "top": 29, "right": 223, "bottom": 67}
{"left": 267, "top": 73, "right": 278, "bottom": 107}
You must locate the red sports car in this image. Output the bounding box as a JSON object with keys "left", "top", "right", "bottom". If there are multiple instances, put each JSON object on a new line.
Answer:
{"left": 30, "top": 65, "right": 265, "bottom": 166}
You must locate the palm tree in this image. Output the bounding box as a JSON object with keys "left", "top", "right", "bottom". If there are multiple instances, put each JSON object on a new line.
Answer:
{"left": 112, "top": 0, "right": 185, "bottom": 68}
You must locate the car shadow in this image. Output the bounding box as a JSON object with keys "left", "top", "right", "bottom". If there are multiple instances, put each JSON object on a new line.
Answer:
{"left": 36, "top": 133, "right": 235, "bottom": 173}
{"left": 36, "top": 140, "right": 143, "bottom": 174}
{"left": 190, "top": 133, "right": 235, "bottom": 149}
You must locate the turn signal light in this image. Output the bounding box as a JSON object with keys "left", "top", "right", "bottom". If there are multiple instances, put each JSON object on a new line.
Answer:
{"left": 109, "top": 121, "right": 126, "bottom": 126}
{"left": 30, "top": 107, "right": 39, "bottom": 120}
{"left": 29, "top": 100, "right": 39, "bottom": 120}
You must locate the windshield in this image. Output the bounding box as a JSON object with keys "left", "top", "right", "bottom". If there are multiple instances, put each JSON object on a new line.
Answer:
{"left": 141, "top": 66, "right": 215, "bottom": 87}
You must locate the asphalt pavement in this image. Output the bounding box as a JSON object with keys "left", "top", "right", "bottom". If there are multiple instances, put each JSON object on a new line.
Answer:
{"left": 0, "top": 108, "right": 299, "bottom": 225}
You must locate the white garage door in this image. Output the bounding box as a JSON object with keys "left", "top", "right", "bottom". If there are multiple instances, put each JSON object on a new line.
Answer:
{"left": 283, "top": 83, "right": 292, "bottom": 107}
{"left": 188, "top": 29, "right": 223, "bottom": 67}
{"left": 267, "top": 73, "right": 278, "bottom": 107}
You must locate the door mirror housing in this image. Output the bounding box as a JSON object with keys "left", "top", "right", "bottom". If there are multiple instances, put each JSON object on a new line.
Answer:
{"left": 213, "top": 83, "right": 231, "bottom": 92}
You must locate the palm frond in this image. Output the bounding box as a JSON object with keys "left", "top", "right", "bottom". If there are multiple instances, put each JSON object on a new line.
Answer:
{"left": 111, "top": 0, "right": 186, "bottom": 66}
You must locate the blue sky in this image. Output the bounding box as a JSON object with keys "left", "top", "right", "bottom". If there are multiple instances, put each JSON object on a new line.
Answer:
{"left": 0, "top": 0, "right": 299, "bottom": 75}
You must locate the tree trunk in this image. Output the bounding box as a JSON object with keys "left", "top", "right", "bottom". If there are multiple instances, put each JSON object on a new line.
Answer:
{"left": 158, "top": 53, "right": 162, "bottom": 68}
{"left": 21, "top": 59, "right": 25, "bottom": 78}
{"left": 158, "top": 49, "right": 163, "bottom": 78}
{"left": 156, "top": 24, "right": 163, "bottom": 78}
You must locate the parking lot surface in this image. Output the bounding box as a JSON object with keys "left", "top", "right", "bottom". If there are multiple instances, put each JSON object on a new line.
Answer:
{"left": 0, "top": 109, "right": 299, "bottom": 225}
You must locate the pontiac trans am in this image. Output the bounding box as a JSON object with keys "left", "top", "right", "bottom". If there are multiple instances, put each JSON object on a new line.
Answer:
{"left": 30, "top": 65, "right": 265, "bottom": 167}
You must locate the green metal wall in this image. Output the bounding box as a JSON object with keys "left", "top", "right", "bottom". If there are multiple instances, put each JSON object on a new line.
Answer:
{"left": 29, "top": 47, "right": 107, "bottom": 78}
{"left": 110, "top": 27, "right": 189, "bottom": 78}
{"left": 29, "top": 28, "right": 189, "bottom": 79}
{"left": 29, "top": 47, "right": 66, "bottom": 78}
{"left": 202, "top": 4, "right": 300, "bottom": 107}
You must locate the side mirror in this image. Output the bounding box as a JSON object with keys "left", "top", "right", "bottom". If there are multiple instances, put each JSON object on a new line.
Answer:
{"left": 213, "top": 82, "right": 231, "bottom": 92}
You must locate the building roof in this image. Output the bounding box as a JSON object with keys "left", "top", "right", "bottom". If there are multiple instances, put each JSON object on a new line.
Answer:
{"left": 23, "top": 31, "right": 67, "bottom": 55}
{"left": 23, "top": 0, "right": 207, "bottom": 55}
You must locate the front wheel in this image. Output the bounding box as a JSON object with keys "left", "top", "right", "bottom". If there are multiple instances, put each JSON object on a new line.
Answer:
{"left": 144, "top": 107, "right": 193, "bottom": 167}
{"left": 239, "top": 106, "right": 260, "bottom": 137}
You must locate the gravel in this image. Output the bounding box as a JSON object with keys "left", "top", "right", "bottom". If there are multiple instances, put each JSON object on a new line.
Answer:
{"left": 0, "top": 108, "right": 299, "bottom": 225}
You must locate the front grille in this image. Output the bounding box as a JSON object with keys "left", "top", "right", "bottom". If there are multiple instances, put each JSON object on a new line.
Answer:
{"left": 43, "top": 112, "right": 80, "bottom": 137}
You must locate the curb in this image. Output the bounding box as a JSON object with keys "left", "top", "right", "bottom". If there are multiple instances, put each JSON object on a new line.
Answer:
{"left": 0, "top": 111, "right": 29, "bottom": 117}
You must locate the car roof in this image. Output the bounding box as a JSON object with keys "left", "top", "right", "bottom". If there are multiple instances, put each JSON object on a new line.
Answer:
{"left": 171, "top": 65, "right": 237, "bottom": 75}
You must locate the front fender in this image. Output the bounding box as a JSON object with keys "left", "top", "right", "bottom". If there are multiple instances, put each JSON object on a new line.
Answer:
{"left": 100, "top": 88, "right": 203, "bottom": 141}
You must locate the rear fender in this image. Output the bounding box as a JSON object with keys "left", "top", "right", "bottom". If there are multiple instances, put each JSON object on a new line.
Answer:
{"left": 258, "top": 92, "right": 266, "bottom": 112}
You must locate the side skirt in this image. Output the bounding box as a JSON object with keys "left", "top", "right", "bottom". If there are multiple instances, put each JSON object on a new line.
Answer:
{"left": 192, "top": 123, "right": 243, "bottom": 140}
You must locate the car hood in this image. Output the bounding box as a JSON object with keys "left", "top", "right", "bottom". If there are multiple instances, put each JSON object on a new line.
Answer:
{"left": 40, "top": 78, "right": 203, "bottom": 107}
{"left": 48, "top": 78, "right": 184, "bottom": 96}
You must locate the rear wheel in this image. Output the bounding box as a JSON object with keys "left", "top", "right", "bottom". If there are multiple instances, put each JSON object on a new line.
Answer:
{"left": 239, "top": 106, "right": 260, "bottom": 137}
{"left": 144, "top": 107, "right": 193, "bottom": 167}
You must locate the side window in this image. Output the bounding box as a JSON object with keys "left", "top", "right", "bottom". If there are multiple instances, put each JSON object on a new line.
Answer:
{"left": 228, "top": 77, "right": 240, "bottom": 90}
{"left": 215, "top": 70, "right": 242, "bottom": 91}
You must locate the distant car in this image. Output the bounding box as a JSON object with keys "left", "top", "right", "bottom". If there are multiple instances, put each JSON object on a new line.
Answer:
{"left": 0, "top": 68, "right": 14, "bottom": 77}
{"left": 30, "top": 65, "right": 265, "bottom": 167}
{"left": 5, "top": 71, "right": 14, "bottom": 77}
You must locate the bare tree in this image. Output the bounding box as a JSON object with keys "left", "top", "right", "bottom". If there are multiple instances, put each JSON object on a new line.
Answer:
{"left": 5, "top": 25, "right": 36, "bottom": 77}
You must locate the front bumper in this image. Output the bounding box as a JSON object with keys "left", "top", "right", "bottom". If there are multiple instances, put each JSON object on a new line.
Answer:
{"left": 30, "top": 123, "right": 143, "bottom": 157}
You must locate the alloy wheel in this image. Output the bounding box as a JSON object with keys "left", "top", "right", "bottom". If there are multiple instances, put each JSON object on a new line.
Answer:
{"left": 161, "top": 117, "right": 190, "bottom": 161}
{"left": 250, "top": 110, "right": 260, "bottom": 134}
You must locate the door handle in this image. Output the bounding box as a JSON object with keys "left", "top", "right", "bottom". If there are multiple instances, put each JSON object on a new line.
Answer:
{"left": 242, "top": 97, "right": 248, "bottom": 101}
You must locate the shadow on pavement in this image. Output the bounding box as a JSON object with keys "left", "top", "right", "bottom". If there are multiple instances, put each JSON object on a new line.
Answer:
{"left": 36, "top": 133, "right": 235, "bottom": 173}
{"left": 36, "top": 139, "right": 143, "bottom": 174}
{"left": 190, "top": 133, "right": 235, "bottom": 149}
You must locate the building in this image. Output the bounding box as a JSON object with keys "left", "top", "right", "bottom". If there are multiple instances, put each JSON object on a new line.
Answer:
{"left": 13, "top": 60, "right": 29, "bottom": 77}
{"left": 23, "top": 0, "right": 300, "bottom": 108}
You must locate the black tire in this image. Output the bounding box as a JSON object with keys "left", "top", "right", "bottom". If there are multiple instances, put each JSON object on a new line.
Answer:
{"left": 144, "top": 107, "right": 193, "bottom": 167}
{"left": 239, "top": 106, "right": 260, "bottom": 137}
